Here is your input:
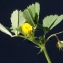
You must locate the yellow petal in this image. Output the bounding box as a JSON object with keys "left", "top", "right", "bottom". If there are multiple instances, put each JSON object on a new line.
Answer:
{"left": 21, "top": 23, "right": 32, "bottom": 34}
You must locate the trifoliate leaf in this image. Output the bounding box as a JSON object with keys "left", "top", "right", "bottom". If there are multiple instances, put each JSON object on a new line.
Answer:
{"left": 43, "top": 15, "right": 63, "bottom": 30}
{"left": 0, "top": 23, "right": 13, "bottom": 37}
{"left": 10, "top": 10, "right": 26, "bottom": 35}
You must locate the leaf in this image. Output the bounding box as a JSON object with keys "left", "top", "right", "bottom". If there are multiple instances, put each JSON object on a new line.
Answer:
{"left": 23, "top": 2, "right": 40, "bottom": 27}
{"left": 43, "top": 15, "right": 53, "bottom": 28}
{"left": 43, "top": 14, "right": 63, "bottom": 30}
{"left": 0, "top": 23, "right": 13, "bottom": 37}
{"left": 48, "top": 15, "right": 58, "bottom": 29}
{"left": 10, "top": 10, "right": 26, "bottom": 35}
{"left": 10, "top": 10, "right": 18, "bottom": 29}
{"left": 28, "top": 4, "right": 35, "bottom": 20}
{"left": 19, "top": 10, "right": 26, "bottom": 26}
{"left": 35, "top": 2, "right": 40, "bottom": 16}
{"left": 23, "top": 9, "right": 35, "bottom": 27}
{"left": 50, "top": 15, "right": 63, "bottom": 30}
{"left": 35, "top": 2, "right": 40, "bottom": 22}
{"left": 43, "top": 15, "right": 58, "bottom": 28}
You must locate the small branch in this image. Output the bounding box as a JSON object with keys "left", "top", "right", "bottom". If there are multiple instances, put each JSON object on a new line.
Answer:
{"left": 46, "top": 31, "right": 63, "bottom": 42}
{"left": 55, "top": 35, "right": 60, "bottom": 41}
{"left": 12, "top": 35, "right": 41, "bottom": 47}
{"left": 54, "top": 31, "right": 63, "bottom": 35}
{"left": 46, "top": 34, "right": 56, "bottom": 42}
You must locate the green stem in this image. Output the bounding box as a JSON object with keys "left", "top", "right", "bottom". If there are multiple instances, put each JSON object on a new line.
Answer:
{"left": 46, "top": 31, "right": 63, "bottom": 42}
{"left": 12, "top": 35, "right": 41, "bottom": 47}
{"left": 43, "top": 46, "right": 52, "bottom": 63}
{"left": 12, "top": 35, "right": 51, "bottom": 63}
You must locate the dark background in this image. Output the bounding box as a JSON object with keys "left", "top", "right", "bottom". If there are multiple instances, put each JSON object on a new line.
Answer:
{"left": 0, "top": 0, "right": 63, "bottom": 63}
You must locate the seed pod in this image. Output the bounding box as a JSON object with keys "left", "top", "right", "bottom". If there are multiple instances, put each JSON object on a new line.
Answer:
{"left": 56, "top": 41, "right": 63, "bottom": 50}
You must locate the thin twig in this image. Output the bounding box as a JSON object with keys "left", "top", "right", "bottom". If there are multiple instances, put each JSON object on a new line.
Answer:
{"left": 46, "top": 31, "right": 63, "bottom": 42}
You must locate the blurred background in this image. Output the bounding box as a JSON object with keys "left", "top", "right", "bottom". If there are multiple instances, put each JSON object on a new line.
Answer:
{"left": 0, "top": 0, "right": 63, "bottom": 63}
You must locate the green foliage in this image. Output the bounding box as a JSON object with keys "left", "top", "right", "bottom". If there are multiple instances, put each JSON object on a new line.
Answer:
{"left": 43, "top": 15, "right": 58, "bottom": 29}
{"left": 0, "top": 23, "right": 12, "bottom": 37}
{"left": 18, "top": 10, "right": 26, "bottom": 26}
{"left": 23, "top": 2, "right": 40, "bottom": 29}
{"left": 43, "top": 15, "right": 63, "bottom": 31}
{"left": 23, "top": 9, "right": 35, "bottom": 27}
{"left": 0, "top": 2, "right": 63, "bottom": 63}
{"left": 50, "top": 15, "right": 63, "bottom": 30}
{"left": 10, "top": 10, "right": 26, "bottom": 35}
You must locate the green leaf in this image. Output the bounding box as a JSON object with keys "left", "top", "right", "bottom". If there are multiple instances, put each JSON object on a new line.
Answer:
{"left": 43, "top": 15, "right": 58, "bottom": 28}
{"left": 0, "top": 23, "right": 13, "bottom": 37}
{"left": 48, "top": 15, "right": 58, "bottom": 29}
{"left": 10, "top": 10, "right": 18, "bottom": 35}
{"left": 43, "top": 14, "right": 63, "bottom": 30}
{"left": 23, "top": 9, "right": 35, "bottom": 27}
{"left": 16, "top": 26, "right": 23, "bottom": 34}
{"left": 23, "top": 2, "right": 40, "bottom": 28}
{"left": 35, "top": 2, "right": 40, "bottom": 22}
{"left": 28, "top": 4, "right": 35, "bottom": 20}
{"left": 10, "top": 10, "right": 26, "bottom": 35}
{"left": 35, "top": 2, "right": 40, "bottom": 16}
{"left": 50, "top": 15, "right": 63, "bottom": 30}
{"left": 19, "top": 10, "right": 26, "bottom": 26}
{"left": 10, "top": 10, "right": 18, "bottom": 29}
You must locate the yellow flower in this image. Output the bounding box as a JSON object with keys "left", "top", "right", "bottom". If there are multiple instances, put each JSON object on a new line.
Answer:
{"left": 21, "top": 23, "right": 32, "bottom": 34}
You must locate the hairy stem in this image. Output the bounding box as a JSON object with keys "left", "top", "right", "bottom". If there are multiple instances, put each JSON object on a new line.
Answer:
{"left": 12, "top": 35, "right": 52, "bottom": 63}
{"left": 12, "top": 35, "right": 41, "bottom": 47}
